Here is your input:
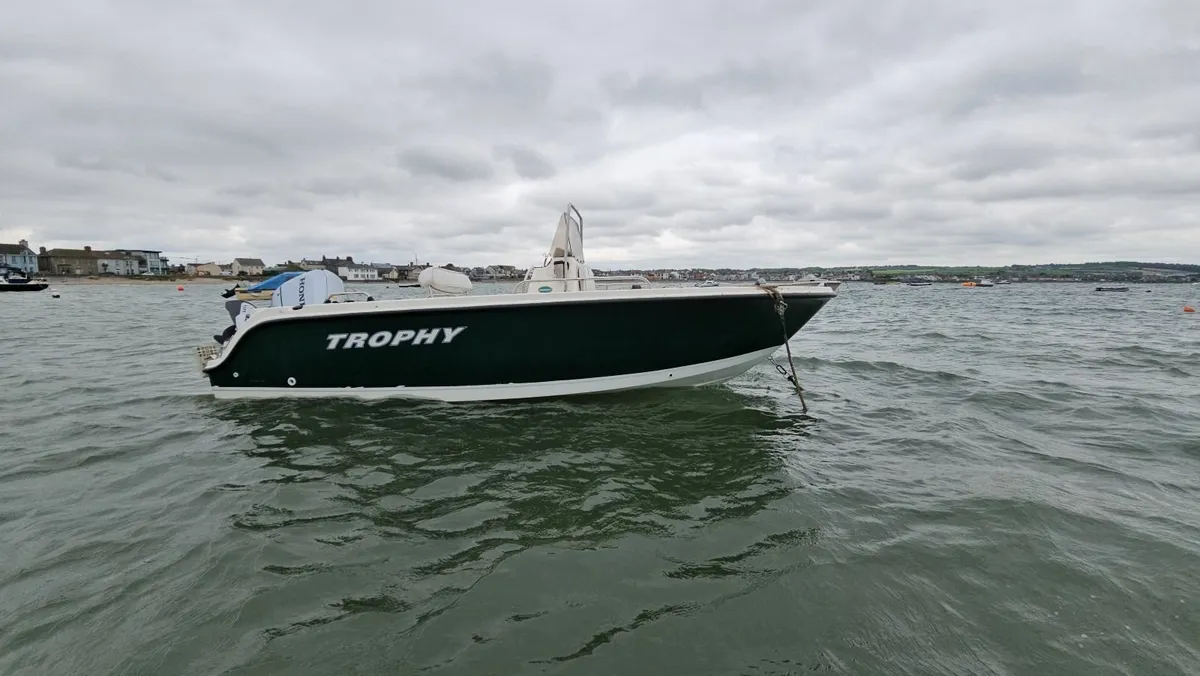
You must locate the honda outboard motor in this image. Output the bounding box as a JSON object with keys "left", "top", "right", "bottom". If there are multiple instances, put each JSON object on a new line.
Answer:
{"left": 214, "top": 299, "right": 256, "bottom": 345}
{"left": 270, "top": 269, "right": 344, "bottom": 308}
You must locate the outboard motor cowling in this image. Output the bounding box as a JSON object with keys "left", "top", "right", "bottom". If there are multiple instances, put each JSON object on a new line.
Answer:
{"left": 270, "top": 270, "right": 344, "bottom": 308}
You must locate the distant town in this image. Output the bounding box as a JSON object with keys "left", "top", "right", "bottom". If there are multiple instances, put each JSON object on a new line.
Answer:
{"left": 2, "top": 239, "right": 1197, "bottom": 284}
{"left": 618, "top": 262, "right": 1200, "bottom": 284}
{"left": 0, "top": 242, "right": 527, "bottom": 282}
{"left": 182, "top": 257, "right": 528, "bottom": 283}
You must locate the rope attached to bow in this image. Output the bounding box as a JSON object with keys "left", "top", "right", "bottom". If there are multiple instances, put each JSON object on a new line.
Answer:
{"left": 756, "top": 283, "right": 809, "bottom": 413}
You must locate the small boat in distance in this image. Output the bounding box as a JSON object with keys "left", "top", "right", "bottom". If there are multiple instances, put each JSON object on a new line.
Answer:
{"left": 1095, "top": 286, "right": 1130, "bottom": 292}
{"left": 975, "top": 279, "right": 995, "bottom": 287}
{"left": 0, "top": 265, "right": 49, "bottom": 292}
{"left": 996, "top": 279, "right": 1011, "bottom": 285}
{"left": 695, "top": 280, "right": 720, "bottom": 287}
{"left": 793, "top": 274, "right": 842, "bottom": 291}
{"left": 906, "top": 281, "right": 932, "bottom": 287}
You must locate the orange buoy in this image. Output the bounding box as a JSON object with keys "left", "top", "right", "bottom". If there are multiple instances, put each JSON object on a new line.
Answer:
{"left": 1185, "top": 306, "right": 1196, "bottom": 313}
{"left": 177, "top": 285, "right": 185, "bottom": 291}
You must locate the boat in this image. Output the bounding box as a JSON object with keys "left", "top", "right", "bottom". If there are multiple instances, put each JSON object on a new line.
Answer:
{"left": 906, "top": 282, "right": 932, "bottom": 287}
{"left": 193, "top": 205, "right": 837, "bottom": 401}
{"left": 975, "top": 279, "right": 995, "bottom": 287}
{"left": 1095, "top": 286, "right": 1130, "bottom": 292}
{"left": 0, "top": 265, "right": 49, "bottom": 292}
{"left": 995, "top": 279, "right": 1011, "bottom": 285}
{"left": 793, "top": 274, "right": 842, "bottom": 291}
{"left": 222, "top": 271, "right": 303, "bottom": 301}
{"left": 695, "top": 280, "right": 720, "bottom": 287}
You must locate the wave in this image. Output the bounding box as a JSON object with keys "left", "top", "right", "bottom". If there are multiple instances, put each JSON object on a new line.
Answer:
{"left": 3, "top": 281, "right": 1200, "bottom": 674}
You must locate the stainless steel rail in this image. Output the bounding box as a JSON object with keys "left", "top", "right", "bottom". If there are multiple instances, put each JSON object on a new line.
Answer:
{"left": 512, "top": 275, "right": 653, "bottom": 294}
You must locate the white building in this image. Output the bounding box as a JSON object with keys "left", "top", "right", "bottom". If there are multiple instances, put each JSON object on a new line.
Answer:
{"left": 484, "top": 265, "right": 521, "bottom": 279}
{"left": 95, "top": 251, "right": 143, "bottom": 275}
{"left": 0, "top": 240, "right": 39, "bottom": 274}
{"left": 338, "top": 264, "right": 379, "bottom": 281}
{"left": 232, "top": 258, "right": 265, "bottom": 276}
{"left": 116, "top": 249, "right": 168, "bottom": 275}
{"left": 188, "top": 262, "right": 221, "bottom": 276}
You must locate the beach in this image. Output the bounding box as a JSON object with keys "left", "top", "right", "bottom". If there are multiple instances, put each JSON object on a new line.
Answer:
{"left": 44, "top": 275, "right": 238, "bottom": 286}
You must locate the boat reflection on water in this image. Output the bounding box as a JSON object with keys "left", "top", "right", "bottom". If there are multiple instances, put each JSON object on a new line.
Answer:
{"left": 204, "top": 388, "right": 819, "bottom": 541}
{"left": 195, "top": 388, "right": 824, "bottom": 660}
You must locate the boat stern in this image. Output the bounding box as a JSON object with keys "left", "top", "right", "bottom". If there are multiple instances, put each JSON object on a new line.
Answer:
{"left": 195, "top": 344, "right": 222, "bottom": 374}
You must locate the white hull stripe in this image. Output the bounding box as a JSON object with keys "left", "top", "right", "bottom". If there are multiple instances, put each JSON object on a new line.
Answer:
{"left": 210, "top": 346, "right": 781, "bottom": 402}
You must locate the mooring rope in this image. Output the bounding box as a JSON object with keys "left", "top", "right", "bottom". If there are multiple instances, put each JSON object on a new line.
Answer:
{"left": 756, "top": 283, "right": 809, "bottom": 413}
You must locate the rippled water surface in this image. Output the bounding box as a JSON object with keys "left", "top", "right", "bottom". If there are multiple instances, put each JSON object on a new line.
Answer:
{"left": 2, "top": 282, "right": 1198, "bottom": 675}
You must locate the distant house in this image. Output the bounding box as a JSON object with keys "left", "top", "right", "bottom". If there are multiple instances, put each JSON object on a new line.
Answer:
{"left": 115, "top": 249, "right": 168, "bottom": 275}
{"left": 484, "top": 265, "right": 521, "bottom": 279}
{"left": 372, "top": 265, "right": 396, "bottom": 280}
{"left": 94, "top": 251, "right": 143, "bottom": 275}
{"left": 38, "top": 246, "right": 101, "bottom": 276}
{"left": 298, "top": 258, "right": 326, "bottom": 271}
{"left": 32, "top": 246, "right": 141, "bottom": 276}
{"left": 190, "top": 262, "right": 222, "bottom": 276}
{"left": 338, "top": 264, "right": 378, "bottom": 281}
{"left": 320, "top": 256, "right": 355, "bottom": 273}
{"left": 232, "top": 258, "right": 265, "bottom": 276}
{"left": 382, "top": 264, "right": 413, "bottom": 281}
{"left": 368, "top": 262, "right": 402, "bottom": 280}
{"left": 0, "top": 239, "right": 39, "bottom": 274}
{"left": 219, "top": 264, "right": 234, "bottom": 277}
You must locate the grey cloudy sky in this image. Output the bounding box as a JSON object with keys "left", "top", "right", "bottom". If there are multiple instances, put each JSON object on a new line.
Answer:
{"left": 1, "top": 1, "right": 1198, "bottom": 269}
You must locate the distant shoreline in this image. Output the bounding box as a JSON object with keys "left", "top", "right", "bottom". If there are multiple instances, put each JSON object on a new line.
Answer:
{"left": 39, "top": 275, "right": 524, "bottom": 286}
{"left": 44, "top": 276, "right": 229, "bottom": 285}
{"left": 35, "top": 275, "right": 1197, "bottom": 287}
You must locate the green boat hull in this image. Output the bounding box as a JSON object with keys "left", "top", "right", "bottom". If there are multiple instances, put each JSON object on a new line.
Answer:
{"left": 201, "top": 288, "right": 833, "bottom": 401}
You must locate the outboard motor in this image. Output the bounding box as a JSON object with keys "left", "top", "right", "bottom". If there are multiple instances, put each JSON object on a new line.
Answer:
{"left": 270, "top": 269, "right": 344, "bottom": 308}
{"left": 213, "top": 270, "right": 342, "bottom": 345}
{"left": 214, "top": 299, "right": 256, "bottom": 345}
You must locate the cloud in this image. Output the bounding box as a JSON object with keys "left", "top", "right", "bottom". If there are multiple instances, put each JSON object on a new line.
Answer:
{"left": 493, "top": 144, "right": 556, "bottom": 179}
{"left": 397, "top": 146, "right": 494, "bottom": 182}
{"left": 54, "top": 153, "right": 181, "bottom": 182}
{"left": 0, "top": 0, "right": 1198, "bottom": 267}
